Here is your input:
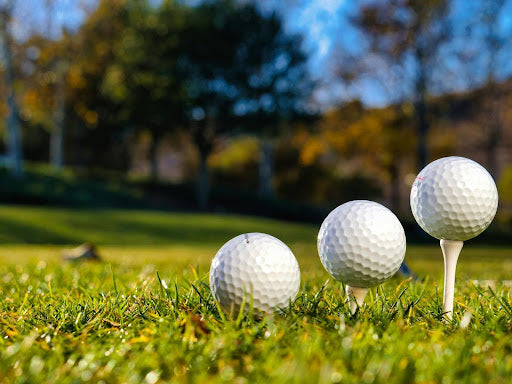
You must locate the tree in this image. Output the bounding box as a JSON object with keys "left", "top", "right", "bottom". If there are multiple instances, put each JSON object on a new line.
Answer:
{"left": 236, "top": 11, "right": 315, "bottom": 198}
{"left": 62, "top": 0, "right": 133, "bottom": 171}
{"left": 446, "top": 0, "right": 512, "bottom": 178}
{"left": 352, "top": 0, "right": 451, "bottom": 171}
{"left": 181, "top": 0, "right": 314, "bottom": 207}
{"left": 18, "top": 33, "right": 70, "bottom": 169}
{"left": 102, "top": 0, "right": 188, "bottom": 180}
{"left": 179, "top": 0, "right": 253, "bottom": 208}
{"left": 0, "top": 0, "right": 23, "bottom": 177}
{"left": 479, "top": 0, "right": 510, "bottom": 178}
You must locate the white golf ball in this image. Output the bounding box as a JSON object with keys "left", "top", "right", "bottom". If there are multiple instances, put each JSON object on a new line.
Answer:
{"left": 209, "top": 233, "right": 300, "bottom": 313}
{"left": 317, "top": 200, "right": 406, "bottom": 288}
{"left": 410, "top": 156, "right": 498, "bottom": 241}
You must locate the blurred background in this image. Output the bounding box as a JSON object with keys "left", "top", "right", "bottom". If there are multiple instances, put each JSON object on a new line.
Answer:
{"left": 0, "top": 0, "right": 511, "bottom": 241}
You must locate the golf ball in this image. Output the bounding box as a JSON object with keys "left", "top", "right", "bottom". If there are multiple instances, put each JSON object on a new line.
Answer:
{"left": 410, "top": 156, "right": 498, "bottom": 241}
{"left": 317, "top": 200, "right": 406, "bottom": 288}
{"left": 209, "top": 233, "right": 300, "bottom": 313}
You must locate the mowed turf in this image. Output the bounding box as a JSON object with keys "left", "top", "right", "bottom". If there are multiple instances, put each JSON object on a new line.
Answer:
{"left": 0, "top": 205, "right": 512, "bottom": 383}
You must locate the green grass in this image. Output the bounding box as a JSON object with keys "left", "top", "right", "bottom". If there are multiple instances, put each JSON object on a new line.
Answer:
{"left": 1, "top": 205, "right": 512, "bottom": 383}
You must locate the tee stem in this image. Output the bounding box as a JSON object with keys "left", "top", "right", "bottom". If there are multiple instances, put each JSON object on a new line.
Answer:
{"left": 440, "top": 239, "right": 464, "bottom": 320}
{"left": 346, "top": 285, "right": 368, "bottom": 315}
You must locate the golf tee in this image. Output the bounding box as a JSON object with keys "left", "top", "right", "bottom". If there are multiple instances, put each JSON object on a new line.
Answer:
{"left": 346, "top": 285, "right": 368, "bottom": 315}
{"left": 440, "top": 239, "right": 464, "bottom": 320}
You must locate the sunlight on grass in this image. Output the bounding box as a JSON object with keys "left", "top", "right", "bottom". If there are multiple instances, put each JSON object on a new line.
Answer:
{"left": 0, "top": 207, "right": 511, "bottom": 382}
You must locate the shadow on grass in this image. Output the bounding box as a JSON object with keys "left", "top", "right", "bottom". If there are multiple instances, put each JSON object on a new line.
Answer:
{"left": 0, "top": 206, "right": 317, "bottom": 246}
{"left": 0, "top": 218, "right": 76, "bottom": 244}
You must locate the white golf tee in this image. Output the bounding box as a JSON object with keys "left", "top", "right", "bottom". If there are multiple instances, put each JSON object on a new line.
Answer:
{"left": 440, "top": 239, "right": 464, "bottom": 319}
{"left": 346, "top": 285, "right": 368, "bottom": 314}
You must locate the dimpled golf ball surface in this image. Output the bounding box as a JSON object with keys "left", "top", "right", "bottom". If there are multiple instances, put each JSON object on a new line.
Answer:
{"left": 410, "top": 156, "right": 498, "bottom": 241}
{"left": 209, "top": 233, "right": 300, "bottom": 313}
{"left": 317, "top": 200, "right": 406, "bottom": 288}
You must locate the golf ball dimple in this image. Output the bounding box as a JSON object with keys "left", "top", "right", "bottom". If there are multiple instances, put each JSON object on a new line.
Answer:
{"left": 410, "top": 156, "right": 498, "bottom": 241}
{"left": 317, "top": 200, "right": 406, "bottom": 288}
{"left": 209, "top": 233, "right": 300, "bottom": 313}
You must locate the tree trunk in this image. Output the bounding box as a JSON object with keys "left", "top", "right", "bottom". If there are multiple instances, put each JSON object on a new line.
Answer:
{"left": 482, "top": 1, "right": 505, "bottom": 180}
{"left": 50, "top": 127, "right": 64, "bottom": 169}
{"left": 149, "top": 133, "right": 160, "bottom": 181}
{"left": 389, "top": 161, "right": 400, "bottom": 214}
{"left": 259, "top": 138, "right": 274, "bottom": 198}
{"left": 0, "top": 7, "right": 23, "bottom": 177}
{"left": 197, "top": 150, "right": 209, "bottom": 209}
{"left": 195, "top": 111, "right": 215, "bottom": 210}
{"left": 486, "top": 118, "right": 500, "bottom": 179}
{"left": 414, "top": 71, "right": 428, "bottom": 172}
{"left": 5, "top": 81, "right": 22, "bottom": 177}
{"left": 485, "top": 82, "right": 501, "bottom": 180}
{"left": 50, "top": 74, "right": 65, "bottom": 169}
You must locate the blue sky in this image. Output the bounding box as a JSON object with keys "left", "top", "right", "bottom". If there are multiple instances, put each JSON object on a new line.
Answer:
{"left": 259, "top": 0, "right": 357, "bottom": 105}
{"left": 276, "top": 0, "right": 347, "bottom": 63}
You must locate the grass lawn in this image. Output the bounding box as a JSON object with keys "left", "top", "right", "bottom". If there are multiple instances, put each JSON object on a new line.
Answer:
{"left": 0, "top": 205, "right": 512, "bottom": 383}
